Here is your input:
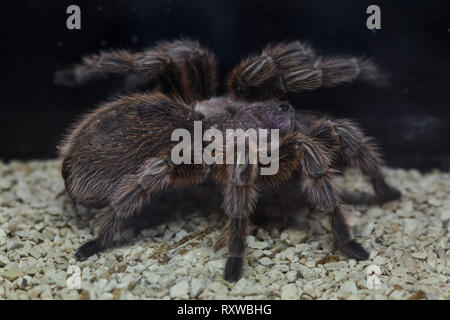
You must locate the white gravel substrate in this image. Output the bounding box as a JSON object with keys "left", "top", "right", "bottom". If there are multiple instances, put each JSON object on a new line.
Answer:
{"left": 0, "top": 159, "right": 448, "bottom": 300}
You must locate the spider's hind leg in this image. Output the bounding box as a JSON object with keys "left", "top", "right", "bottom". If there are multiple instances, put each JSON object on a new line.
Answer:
{"left": 309, "top": 118, "right": 401, "bottom": 205}
{"left": 55, "top": 39, "right": 218, "bottom": 103}
{"left": 75, "top": 158, "right": 180, "bottom": 261}
{"left": 75, "top": 158, "right": 205, "bottom": 260}
{"left": 75, "top": 208, "right": 122, "bottom": 260}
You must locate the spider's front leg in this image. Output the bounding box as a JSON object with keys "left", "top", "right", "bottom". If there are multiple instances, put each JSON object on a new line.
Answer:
{"left": 256, "top": 132, "right": 368, "bottom": 259}
{"left": 307, "top": 117, "right": 401, "bottom": 204}
{"left": 293, "top": 133, "right": 370, "bottom": 260}
{"left": 219, "top": 161, "right": 259, "bottom": 282}
{"left": 227, "top": 40, "right": 385, "bottom": 100}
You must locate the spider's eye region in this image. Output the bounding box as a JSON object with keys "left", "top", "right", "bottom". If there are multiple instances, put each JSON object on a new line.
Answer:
{"left": 278, "top": 104, "right": 292, "bottom": 112}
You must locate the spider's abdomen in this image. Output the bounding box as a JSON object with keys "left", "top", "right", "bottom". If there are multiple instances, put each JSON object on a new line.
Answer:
{"left": 60, "top": 92, "right": 193, "bottom": 208}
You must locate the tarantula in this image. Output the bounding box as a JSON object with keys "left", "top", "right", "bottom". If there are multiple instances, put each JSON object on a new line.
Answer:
{"left": 55, "top": 39, "right": 401, "bottom": 282}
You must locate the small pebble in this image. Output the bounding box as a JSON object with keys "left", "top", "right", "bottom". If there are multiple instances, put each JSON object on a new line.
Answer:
{"left": 411, "top": 251, "right": 427, "bottom": 260}
{"left": 170, "top": 280, "right": 190, "bottom": 299}
{"left": 281, "top": 284, "right": 298, "bottom": 299}
{"left": 2, "top": 269, "right": 25, "bottom": 281}
{"left": 339, "top": 281, "right": 358, "bottom": 296}
{"left": 440, "top": 209, "right": 450, "bottom": 221}
{"left": 259, "top": 257, "right": 274, "bottom": 266}
{"left": 190, "top": 278, "right": 204, "bottom": 298}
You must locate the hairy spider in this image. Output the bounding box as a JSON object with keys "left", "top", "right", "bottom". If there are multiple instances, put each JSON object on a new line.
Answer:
{"left": 56, "top": 39, "right": 401, "bottom": 282}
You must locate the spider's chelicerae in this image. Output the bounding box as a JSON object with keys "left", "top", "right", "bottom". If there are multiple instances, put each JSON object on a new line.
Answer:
{"left": 56, "top": 39, "right": 401, "bottom": 282}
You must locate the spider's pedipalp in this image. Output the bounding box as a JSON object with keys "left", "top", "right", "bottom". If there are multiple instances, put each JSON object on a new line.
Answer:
{"left": 223, "top": 218, "right": 248, "bottom": 282}
{"left": 217, "top": 160, "right": 259, "bottom": 282}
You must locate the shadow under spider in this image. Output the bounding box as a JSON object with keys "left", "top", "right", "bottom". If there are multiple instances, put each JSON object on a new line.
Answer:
{"left": 68, "top": 176, "right": 378, "bottom": 251}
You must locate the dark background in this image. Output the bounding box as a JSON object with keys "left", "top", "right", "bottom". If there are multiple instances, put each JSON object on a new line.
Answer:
{"left": 1, "top": 0, "right": 449, "bottom": 170}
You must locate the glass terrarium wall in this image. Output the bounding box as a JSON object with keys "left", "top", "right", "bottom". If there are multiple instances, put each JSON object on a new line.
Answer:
{"left": 1, "top": 0, "right": 449, "bottom": 170}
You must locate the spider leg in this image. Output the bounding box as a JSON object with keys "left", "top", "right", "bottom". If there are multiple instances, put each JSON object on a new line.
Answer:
{"left": 75, "top": 158, "right": 204, "bottom": 260}
{"left": 308, "top": 118, "right": 401, "bottom": 204}
{"left": 54, "top": 49, "right": 139, "bottom": 87}
{"left": 223, "top": 217, "right": 249, "bottom": 282}
{"left": 293, "top": 133, "right": 369, "bottom": 260}
{"left": 227, "top": 40, "right": 385, "bottom": 100}
{"left": 55, "top": 39, "right": 218, "bottom": 103}
{"left": 256, "top": 132, "right": 304, "bottom": 190}
{"left": 218, "top": 156, "right": 259, "bottom": 282}
{"left": 255, "top": 132, "right": 368, "bottom": 259}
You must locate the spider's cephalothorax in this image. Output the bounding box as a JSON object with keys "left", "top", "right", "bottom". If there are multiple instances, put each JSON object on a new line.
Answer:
{"left": 56, "top": 39, "right": 401, "bottom": 282}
